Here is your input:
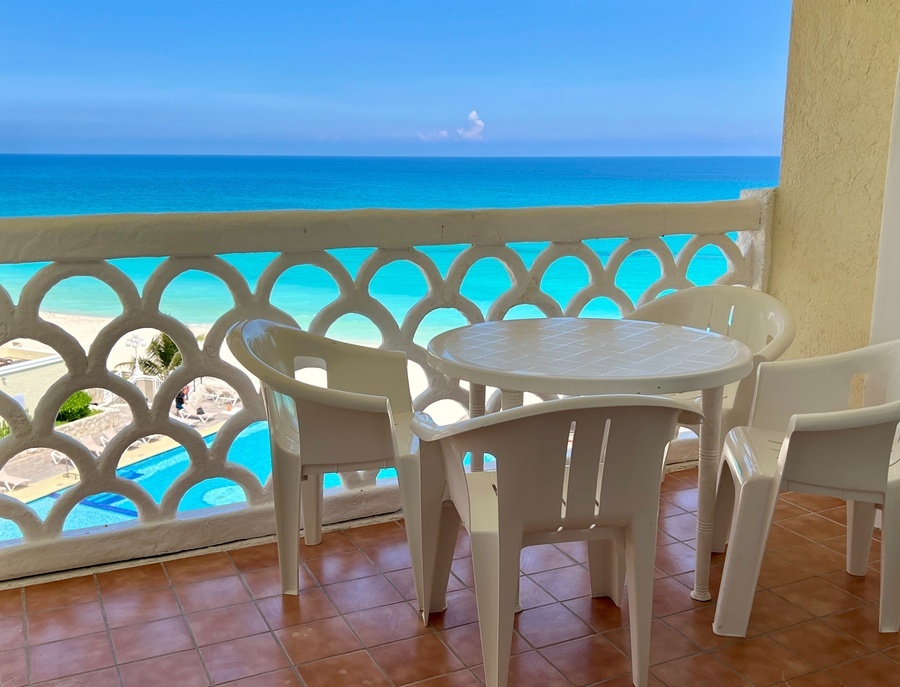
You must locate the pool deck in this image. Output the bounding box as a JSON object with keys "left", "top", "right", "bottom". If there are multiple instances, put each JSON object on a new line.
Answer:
{"left": 2, "top": 418, "right": 225, "bottom": 505}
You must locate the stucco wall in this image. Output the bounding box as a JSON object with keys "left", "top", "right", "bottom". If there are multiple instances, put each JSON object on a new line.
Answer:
{"left": 770, "top": 0, "right": 900, "bottom": 358}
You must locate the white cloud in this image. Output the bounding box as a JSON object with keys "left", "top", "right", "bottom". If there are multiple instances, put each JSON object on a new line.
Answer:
{"left": 417, "top": 129, "right": 449, "bottom": 142}
{"left": 457, "top": 110, "right": 485, "bottom": 140}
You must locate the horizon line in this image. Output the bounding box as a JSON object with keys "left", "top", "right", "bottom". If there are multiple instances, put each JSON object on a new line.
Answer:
{"left": 0, "top": 152, "right": 781, "bottom": 159}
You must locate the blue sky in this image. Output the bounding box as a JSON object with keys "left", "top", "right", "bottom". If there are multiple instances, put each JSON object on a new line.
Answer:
{"left": 0, "top": 1, "right": 792, "bottom": 156}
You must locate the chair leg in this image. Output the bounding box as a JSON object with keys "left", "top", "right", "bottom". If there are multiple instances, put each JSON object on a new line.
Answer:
{"left": 471, "top": 531, "right": 520, "bottom": 687}
{"left": 878, "top": 497, "right": 900, "bottom": 633}
{"left": 587, "top": 537, "right": 626, "bottom": 607}
{"left": 713, "top": 478, "right": 777, "bottom": 637}
{"left": 271, "top": 448, "right": 302, "bottom": 595}
{"left": 397, "top": 446, "right": 459, "bottom": 623}
{"left": 430, "top": 503, "right": 461, "bottom": 613}
{"left": 712, "top": 459, "right": 736, "bottom": 554}
{"left": 301, "top": 474, "right": 324, "bottom": 546}
{"left": 625, "top": 522, "right": 657, "bottom": 687}
{"left": 846, "top": 500, "right": 877, "bottom": 576}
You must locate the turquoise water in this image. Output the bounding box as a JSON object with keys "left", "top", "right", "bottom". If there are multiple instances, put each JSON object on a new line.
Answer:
{"left": 0, "top": 422, "right": 396, "bottom": 543}
{"left": 0, "top": 155, "right": 778, "bottom": 326}
{"left": 0, "top": 155, "right": 779, "bottom": 217}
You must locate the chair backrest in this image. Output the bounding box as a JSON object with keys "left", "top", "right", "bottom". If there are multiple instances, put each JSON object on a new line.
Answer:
{"left": 625, "top": 285, "right": 795, "bottom": 422}
{"left": 624, "top": 286, "right": 794, "bottom": 357}
{"left": 227, "top": 319, "right": 411, "bottom": 467}
{"left": 426, "top": 396, "right": 699, "bottom": 537}
{"left": 749, "top": 341, "right": 900, "bottom": 497}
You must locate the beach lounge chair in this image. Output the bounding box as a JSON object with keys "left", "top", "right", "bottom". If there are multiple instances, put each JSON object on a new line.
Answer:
{"left": 99, "top": 431, "right": 146, "bottom": 451}
{"left": 49, "top": 451, "right": 78, "bottom": 478}
{"left": 178, "top": 409, "right": 216, "bottom": 424}
{"left": 80, "top": 435, "right": 105, "bottom": 457}
{"left": 0, "top": 465, "right": 31, "bottom": 491}
{"left": 173, "top": 410, "right": 200, "bottom": 427}
{"left": 200, "top": 385, "right": 239, "bottom": 406}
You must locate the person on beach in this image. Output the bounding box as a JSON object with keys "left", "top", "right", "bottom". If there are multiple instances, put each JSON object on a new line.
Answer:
{"left": 175, "top": 385, "right": 189, "bottom": 411}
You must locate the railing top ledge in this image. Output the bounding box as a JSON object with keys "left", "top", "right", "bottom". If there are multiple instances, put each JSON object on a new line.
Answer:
{"left": 0, "top": 196, "right": 764, "bottom": 265}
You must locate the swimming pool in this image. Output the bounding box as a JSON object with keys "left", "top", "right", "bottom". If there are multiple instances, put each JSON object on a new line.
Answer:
{"left": 0, "top": 422, "right": 397, "bottom": 543}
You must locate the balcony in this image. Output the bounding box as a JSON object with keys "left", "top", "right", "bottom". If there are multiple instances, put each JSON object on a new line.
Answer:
{"left": 0, "top": 194, "right": 769, "bottom": 578}
{"left": 0, "top": 192, "right": 895, "bottom": 685}
{"left": 0, "top": 468, "right": 891, "bottom": 686}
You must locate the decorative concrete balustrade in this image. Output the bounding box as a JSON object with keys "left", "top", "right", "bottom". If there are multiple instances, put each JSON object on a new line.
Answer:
{"left": 0, "top": 189, "right": 772, "bottom": 579}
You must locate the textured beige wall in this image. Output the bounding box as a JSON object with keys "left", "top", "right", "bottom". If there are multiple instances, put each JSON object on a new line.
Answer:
{"left": 770, "top": 0, "right": 900, "bottom": 358}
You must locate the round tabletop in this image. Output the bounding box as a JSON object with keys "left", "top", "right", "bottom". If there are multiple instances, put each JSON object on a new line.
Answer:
{"left": 427, "top": 317, "right": 754, "bottom": 396}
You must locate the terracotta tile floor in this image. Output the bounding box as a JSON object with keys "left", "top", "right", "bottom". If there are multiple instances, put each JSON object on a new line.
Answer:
{"left": 1, "top": 467, "right": 896, "bottom": 686}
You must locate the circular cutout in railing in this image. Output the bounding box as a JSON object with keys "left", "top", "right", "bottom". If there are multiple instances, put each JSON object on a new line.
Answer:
{"left": 503, "top": 304, "right": 547, "bottom": 320}
{"left": 39, "top": 274, "right": 125, "bottom": 321}
{"left": 460, "top": 257, "right": 514, "bottom": 316}
{"left": 270, "top": 264, "right": 342, "bottom": 330}
{"left": 225, "top": 420, "right": 272, "bottom": 486}
{"left": 368, "top": 260, "right": 429, "bottom": 328}
{"left": 0, "top": 338, "right": 69, "bottom": 416}
{"left": 614, "top": 249, "right": 663, "bottom": 304}
{"left": 686, "top": 244, "right": 730, "bottom": 285}
{"left": 540, "top": 256, "right": 590, "bottom": 312}
{"left": 326, "top": 314, "right": 383, "bottom": 348}
{"left": 159, "top": 269, "right": 236, "bottom": 330}
{"left": 413, "top": 308, "right": 470, "bottom": 347}
{"left": 578, "top": 297, "right": 624, "bottom": 319}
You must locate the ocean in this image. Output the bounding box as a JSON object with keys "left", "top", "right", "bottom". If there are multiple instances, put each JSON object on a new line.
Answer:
{"left": 0, "top": 155, "right": 779, "bottom": 327}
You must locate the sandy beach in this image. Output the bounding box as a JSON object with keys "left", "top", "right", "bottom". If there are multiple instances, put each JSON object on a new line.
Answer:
{"left": 36, "top": 311, "right": 211, "bottom": 370}
{"left": 33, "top": 311, "right": 464, "bottom": 424}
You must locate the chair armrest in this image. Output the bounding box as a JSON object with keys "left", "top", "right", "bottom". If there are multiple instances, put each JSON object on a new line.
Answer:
{"left": 788, "top": 400, "right": 900, "bottom": 434}
{"left": 410, "top": 412, "right": 442, "bottom": 442}
{"left": 754, "top": 306, "right": 797, "bottom": 365}
{"left": 750, "top": 340, "right": 900, "bottom": 431}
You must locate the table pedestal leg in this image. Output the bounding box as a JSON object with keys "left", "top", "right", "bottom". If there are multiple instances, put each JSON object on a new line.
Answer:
{"left": 469, "top": 384, "right": 486, "bottom": 472}
{"left": 469, "top": 383, "right": 486, "bottom": 418}
{"left": 501, "top": 390, "right": 524, "bottom": 410}
{"left": 692, "top": 385, "right": 723, "bottom": 602}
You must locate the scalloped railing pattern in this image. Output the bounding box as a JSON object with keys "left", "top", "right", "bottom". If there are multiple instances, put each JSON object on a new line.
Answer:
{"left": 0, "top": 190, "right": 771, "bottom": 577}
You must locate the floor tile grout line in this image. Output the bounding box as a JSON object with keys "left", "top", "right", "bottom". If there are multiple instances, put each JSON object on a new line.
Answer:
{"left": 159, "top": 557, "right": 216, "bottom": 687}
{"left": 230, "top": 559, "right": 313, "bottom": 687}
{"left": 19, "top": 586, "right": 31, "bottom": 686}
{"left": 93, "top": 573, "right": 126, "bottom": 687}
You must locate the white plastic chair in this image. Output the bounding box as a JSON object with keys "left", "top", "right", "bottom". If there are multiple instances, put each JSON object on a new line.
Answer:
{"left": 412, "top": 395, "right": 701, "bottom": 687}
{"left": 712, "top": 340, "right": 900, "bottom": 637}
{"left": 624, "top": 285, "right": 795, "bottom": 436}
{"left": 226, "top": 319, "right": 423, "bottom": 597}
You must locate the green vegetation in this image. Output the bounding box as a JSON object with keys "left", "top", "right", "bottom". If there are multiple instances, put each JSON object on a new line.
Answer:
{"left": 56, "top": 390, "right": 94, "bottom": 423}
{"left": 119, "top": 332, "right": 183, "bottom": 380}
{"left": 0, "top": 420, "right": 9, "bottom": 439}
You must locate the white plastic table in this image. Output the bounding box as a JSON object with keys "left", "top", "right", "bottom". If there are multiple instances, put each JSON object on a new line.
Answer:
{"left": 427, "top": 317, "right": 753, "bottom": 602}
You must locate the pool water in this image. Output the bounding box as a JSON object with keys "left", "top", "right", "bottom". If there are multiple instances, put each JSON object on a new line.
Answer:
{"left": 0, "top": 422, "right": 397, "bottom": 543}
